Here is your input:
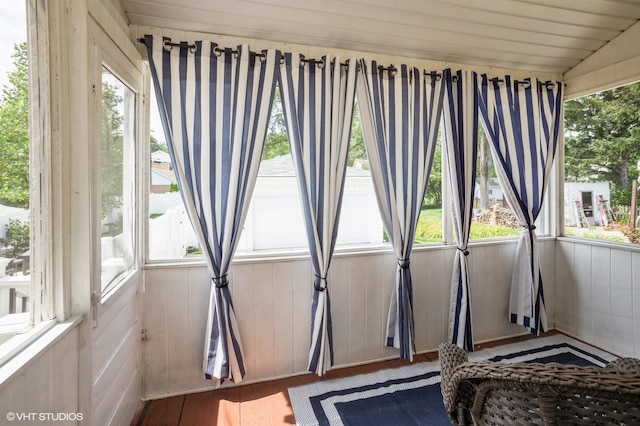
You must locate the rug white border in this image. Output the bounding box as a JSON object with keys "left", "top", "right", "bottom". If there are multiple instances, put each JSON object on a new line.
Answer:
{"left": 288, "top": 334, "right": 617, "bottom": 426}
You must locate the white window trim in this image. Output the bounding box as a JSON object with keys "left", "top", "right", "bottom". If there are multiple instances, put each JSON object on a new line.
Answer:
{"left": 88, "top": 24, "right": 145, "bottom": 307}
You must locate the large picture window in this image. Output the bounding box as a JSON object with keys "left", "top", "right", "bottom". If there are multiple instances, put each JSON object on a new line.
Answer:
{"left": 564, "top": 82, "right": 640, "bottom": 245}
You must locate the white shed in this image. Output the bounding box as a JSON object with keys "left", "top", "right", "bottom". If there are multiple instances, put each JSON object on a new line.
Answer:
{"left": 564, "top": 182, "right": 612, "bottom": 227}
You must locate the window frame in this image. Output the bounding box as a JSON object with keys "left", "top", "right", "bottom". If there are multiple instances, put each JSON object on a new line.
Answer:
{"left": 0, "top": 0, "right": 56, "bottom": 362}
{"left": 88, "top": 32, "right": 144, "bottom": 305}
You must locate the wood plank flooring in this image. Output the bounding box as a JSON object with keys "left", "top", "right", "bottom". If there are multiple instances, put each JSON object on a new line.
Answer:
{"left": 132, "top": 332, "right": 558, "bottom": 425}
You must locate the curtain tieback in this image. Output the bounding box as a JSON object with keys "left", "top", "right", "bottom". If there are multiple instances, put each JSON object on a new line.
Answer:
{"left": 398, "top": 258, "right": 411, "bottom": 269}
{"left": 457, "top": 247, "right": 470, "bottom": 256}
{"left": 523, "top": 224, "right": 536, "bottom": 231}
{"left": 212, "top": 275, "right": 229, "bottom": 288}
{"left": 314, "top": 274, "right": 327, "bottom": 292}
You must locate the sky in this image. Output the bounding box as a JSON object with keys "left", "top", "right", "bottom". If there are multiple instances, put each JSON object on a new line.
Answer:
{"left": 0, "top": 3, "right": 168, "bottom": 144}
{"left": 0, "top": 3, "right": 27, "bottom": 91}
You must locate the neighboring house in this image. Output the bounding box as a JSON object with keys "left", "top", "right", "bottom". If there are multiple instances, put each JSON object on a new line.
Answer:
{"left": 150, "top": 150, "right": 177, "bottom": 193}
{"left": 474, "top": 177, "right": 504, "bottom": 209}
{"left": 148, "top": 154, "right": 384, "bottom": 258}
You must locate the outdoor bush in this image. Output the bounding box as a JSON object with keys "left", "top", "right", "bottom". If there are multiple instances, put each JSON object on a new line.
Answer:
{"left": 1, "top": 218, "right": 29, "bottom": 257}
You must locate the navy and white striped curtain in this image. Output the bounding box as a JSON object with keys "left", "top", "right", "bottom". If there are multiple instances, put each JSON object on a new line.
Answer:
{"left": 442, "top": 69, "right": 479, "bottom": 351}
{"left": 145, "top": 35, "right": 278, "bottom": 383}
{"left": 478, "top": 75, "right": 563, "bottom": 334}
{"left": 278, "top": 54, "right": 358, "bottom": 375}
{"left": 357, "top": 61, "right": 444, "bottom": 361}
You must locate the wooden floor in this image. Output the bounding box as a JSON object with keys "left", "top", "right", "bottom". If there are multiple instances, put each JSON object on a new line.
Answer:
{"left": 132, "top": 332, "right": 557, "bottom": 426}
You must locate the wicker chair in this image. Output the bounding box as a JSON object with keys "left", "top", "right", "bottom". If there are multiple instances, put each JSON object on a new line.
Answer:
{"left": 438, "top": 342, "right": 640, "bottom": 425}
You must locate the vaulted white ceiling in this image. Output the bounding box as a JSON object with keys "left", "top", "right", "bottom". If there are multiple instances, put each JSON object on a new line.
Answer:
{"left": 122, "top": 0, "right": 640, "bottom": 74}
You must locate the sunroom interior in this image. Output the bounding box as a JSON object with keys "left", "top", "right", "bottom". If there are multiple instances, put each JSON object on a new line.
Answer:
{"left": 1, "top": 0, "right": 640, "bottom": 424}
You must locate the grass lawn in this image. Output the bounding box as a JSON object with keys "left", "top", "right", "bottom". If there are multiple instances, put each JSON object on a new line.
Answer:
{"left": 414, "top": 207, "right": 521, "bottom": 243}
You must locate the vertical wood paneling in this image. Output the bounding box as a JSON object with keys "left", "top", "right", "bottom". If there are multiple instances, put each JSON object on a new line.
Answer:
{"left": 0, "top": 329, "right": 79, "bottom": 418}
{"left": 556, "top": 240, "right": 639, "bottom": 358}
{"left": 272, "top": 262, "right": 295, "bottom": 376}
{"left": 165, "top": 269, "right": 192, "bottom": 394}
{"left": 422, "top": 248, "right": 452, "bottom": 350}
{"left": 330, "top": 257, "right": 349, "bottom": 367}
{"left": 92, "top": 277, "right": 142, "bottom": 425}
{"left": 291, "top": 260, "right": 312, "bottom": 373}
{"left": 363, "top": 255, "right": 384, "bottom": 360}
{"left": 232, "top": 263, "right": 256, "bottom": 382}
{"left": 252, "top": 263, "right": 276, "bottom": 380}
{"left": 142, "top": 241, "right": 560, "bottom": 398}
{"left": 143, "top": 268, "right": 172, "bottom": 394}
{"left": 187, "top": 267, "right": 212, "bottom": 391}
{"left": 347, "top": 257, "right": 367, "bottom": 363}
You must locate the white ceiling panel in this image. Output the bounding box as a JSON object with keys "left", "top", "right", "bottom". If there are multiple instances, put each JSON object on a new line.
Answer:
{"left": 122, "top": 0, "right": 640, "bottom": 73}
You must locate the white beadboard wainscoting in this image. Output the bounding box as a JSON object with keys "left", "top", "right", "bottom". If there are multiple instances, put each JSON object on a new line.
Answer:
{"left": 0, "top": 323, "right": 80, "bottom": 418}
{"left": 555, "top": 239, "right": 640, "bottom": 358}
{"left": 91, "top": 277, "right": 143, "bottom": 425}
{"left": 142, "top": 239, "right": 556, "bottom": 399}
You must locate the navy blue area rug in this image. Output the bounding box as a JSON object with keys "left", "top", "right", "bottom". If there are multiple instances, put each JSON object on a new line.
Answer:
{"left": 288, "top": 335, "right": 617, "bottom": 426}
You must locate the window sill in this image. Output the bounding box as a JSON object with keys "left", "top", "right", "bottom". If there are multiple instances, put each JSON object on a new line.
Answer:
{"left": 0, "top": 316, "right": 83, "bottom": 389}
{"left": 557, "top": 235, "right": 640, "bottom": 252}
{"left": 143, "top": 236, "right": 558, "bottom": 268}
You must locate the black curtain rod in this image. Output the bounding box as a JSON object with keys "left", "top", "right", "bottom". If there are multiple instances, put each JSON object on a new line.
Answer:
{"left": 489, "top": 77, "right": 563, "bottom": 88}
{"left": 137, "top": 39, "right": 562, "bottom": 87}
{"left": 137, "top": 37, "right": 266, "bottom": 58}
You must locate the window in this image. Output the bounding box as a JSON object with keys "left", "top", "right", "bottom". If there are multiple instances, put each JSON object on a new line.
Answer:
{"left": 0, "top": 2, "right": 31, "bottom": 347}
{"left": 469, "top": 126, "right": 522, "bottom": 240}
{"left": 147, "top": 88, "right": 387, "bottom": 260}
{"left": 415, "top": 132, "right": 444, "bottom": 244}
{"left": 237, "top": 95, "right": 384, "bottom": 253}
{"left": 99, "top": 68, "right": 136, "bottom": 292}
{"left": 564, "top": 82, "right": 640, "bottom": 245}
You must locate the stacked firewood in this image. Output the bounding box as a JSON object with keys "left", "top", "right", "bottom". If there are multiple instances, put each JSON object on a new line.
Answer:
{"left": 473, "top": 205, "right": 520, "bottom": 228}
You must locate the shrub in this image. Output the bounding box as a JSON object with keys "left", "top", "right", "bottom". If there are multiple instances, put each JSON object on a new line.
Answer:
{"left": 1, "top": 218, "right": 30, "bottom": 257}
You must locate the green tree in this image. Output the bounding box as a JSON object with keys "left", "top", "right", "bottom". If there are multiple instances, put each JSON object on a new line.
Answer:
{"left": 348, "top": 102, "right": 367, "bottom": 167}
{"left": 1, "top": 219, "right": 30, "bottom": 257}
{"left": 424, "top": 139, "right": 442, "bottom": 207}
{"left": 150, "top": 132, "right": 168, "bottom": 153}
{"left": 564, "top": 82, "right": 640, "bottom": 205}
{"left": 0, "top": 42, "right": 29, "bottom": 208}
{"left": 101, "top": 77, "right": 124, "bottom": 219}
{"left": 262, "top": 88, "right": 290, "bottom": 161}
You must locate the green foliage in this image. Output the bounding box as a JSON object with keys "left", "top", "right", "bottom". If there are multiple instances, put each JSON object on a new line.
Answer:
{"left": 262, "top": 87, "right": 289, "bottom": 161}
{"left": 424, "top": 139, "right": 442, "bottom": 207}
{"left": 150, "top": 132, "right": 168, "bottom": 153}
{"left": 469, "top": 223, "right": 521, "bottom": 239}
{"left": 0, "top": 42, "right": 29, "bottom": 208}
{"left": 349, "top": 102, "right": 367, "bottom": 167}
{"left": 564, "top": 82, "right": 640, "bottom": 205}
{"left": 185, "top": 245, "right": 202, "bottom": 256}
{"left": 169, "top": 182, "right": 179, "bottom": 193}
{"left": 1, "top": 218, "right": 30, "bottom": 257}
{"left": 414, "top": 207, "right": 443, "bottom": 242}
{"left": 100, "top": 77, "right": 125, "bottom": 219}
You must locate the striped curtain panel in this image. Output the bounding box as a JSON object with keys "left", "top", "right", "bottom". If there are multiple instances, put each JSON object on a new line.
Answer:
{"left": 144, "top": 35, "right": 278, "bottom": 383}
{"left": 278, "top": 54, "right": 358, "bottom": 376}
{"left": 478, "top": 75, "right": 563, "bottom": 334}
{"left": 357, "top": 61, "right": 444, "bottom": 361}
{"left": 442, "top": 69, "right": 479, "bottom": 351}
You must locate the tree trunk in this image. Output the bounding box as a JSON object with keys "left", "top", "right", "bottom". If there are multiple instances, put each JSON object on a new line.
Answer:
{"left": 616, "top": 159, "right": 629, "bottom": 189}
{"left": 479, "top": 132, "right": 491, "bottom": 210}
